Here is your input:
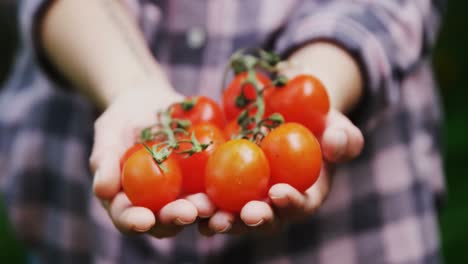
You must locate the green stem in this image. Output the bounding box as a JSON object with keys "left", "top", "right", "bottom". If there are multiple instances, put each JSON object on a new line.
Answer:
{"left": 159, "top": 111, "right": 178, "bottom": 149}
{"left": 227, "top": 48, "right": 286, "bottom": 144}
{"left": 143, "top": 143, "right": 168, "bottom": 172}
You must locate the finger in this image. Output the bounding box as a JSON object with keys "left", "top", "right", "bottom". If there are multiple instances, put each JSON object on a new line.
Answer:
{"left": 240, "top": 201, "right": 274, "bottom": 227}
{"left": 321, "top": 127, "right": 348, "bottom": 163}
{"left": 185, "top": 193, "right": 216, "bottom": 218}
{"left": 89, "top": 121, "right": 127, "bottom": 174}
{"left": 158, "top": 199, "right": 198, "bottom": 226}
{"left": 321, "top": 110, "right": 364, "bottom": 162}
{"left": 343, "top": 122, "right": 364, "bottom": 159}
{"left": 108, "top": 192, "right": 155, "bottom": 233}
{"left": 90, "top": 116, "right": 130, "bottom": 199}
{"left": 269, "top": 183, "right": 306, "bottom": 210}
{"left": 92, "top": 155, "right": 121, "bottom": 200}
{"left": 208, "top": 211, "right": 235, "bottom": 233}
{"left": 302, "top": 165, "right": 333, "bottom": 214}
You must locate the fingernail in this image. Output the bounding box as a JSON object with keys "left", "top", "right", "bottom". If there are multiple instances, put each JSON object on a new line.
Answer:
{"left": 270, "top": 195, "right": 288, "bottom": 207}
{"left": 247, "top": 219, "right": 264, "bottom": 227}
{"left": 269, "top": 195, "right": 283, "bottom": 200}
{"left": 174, "top": 218, "right": 193, "bottom": 225}
{"left": 269, "top": 189, "right": 286, "bottom": 201}
{"left": 216, "top": 225, "right": 231, "bottom": 233}
{"left": 133, "top": 226, "right": 151, "bottom": 232}
{"left": 199, "top": 214, "right": 211, "bottom": 219}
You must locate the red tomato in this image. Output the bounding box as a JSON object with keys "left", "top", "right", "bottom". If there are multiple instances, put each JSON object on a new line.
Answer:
{"left": 170, "top": 96, "right": 225, "bottom": 129}
{"left": 205, "top": 139, "right": 270, "bottom": 213}
{"left": 265, "top": 75, "right": 330, "bottom": 137}
{"left": 222, "top": 72, "right": 271, "bottom": 121}
{"left": 260, "top": 123, "right": 322, "bottom": 193}
{"left": 120, "top": 141, "right": 158, "bottom": 171}
{"left": 176, "top": 123, "right": 225, "bottom": 194}
{"left": 121, "top": 148, "right": 182, "bottom": 212}
{"left": 223, "top": 120, "right": 257, "bottom": 140}
{"left": 223, "top": 120, "right": 241, "bottom": 140}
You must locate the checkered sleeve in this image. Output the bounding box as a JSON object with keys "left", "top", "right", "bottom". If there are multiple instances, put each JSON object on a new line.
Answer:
{"left": 17, "top": 0, "right": 159, "bottom": 86}
{"left": 17, "top": 0, "right": 53, "bottom": 66}
{"left": 275, "top": 0, "right": 446, "bottom": 104}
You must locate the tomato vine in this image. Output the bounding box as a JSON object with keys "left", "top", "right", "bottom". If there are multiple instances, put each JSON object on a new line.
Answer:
{"left": 223, "top": 48, "right": 288, "bottom": 143}
{"left": 139, "top": 110, "right": 211, "bottom": 171}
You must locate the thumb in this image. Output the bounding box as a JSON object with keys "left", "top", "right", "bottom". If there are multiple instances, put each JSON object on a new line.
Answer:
{"left": 92, "top": 154, "right": 122, "bottom": 200}
{"left": 90, "top": 121, "right": 129, "bottom": 200}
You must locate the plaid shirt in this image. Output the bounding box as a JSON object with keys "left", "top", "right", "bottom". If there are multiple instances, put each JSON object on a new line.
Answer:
{"left": 0, "top": 0, "right": 446, "bottom": 263}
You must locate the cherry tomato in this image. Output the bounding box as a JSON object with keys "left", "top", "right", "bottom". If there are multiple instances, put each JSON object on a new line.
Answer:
{"left": 205, "top": 139, "right": 270, "bottom": 213}
{"left": 265, "top": 75, "right": 330, "bottom": 136}
{"left": 170, "top": 96, "right": 225, "bottom": 129}
{"left": 121, "top": 148, "right": 182, "bottom": 212}
{"left": 222, "top": 72, "right": 270, "bottom": 121}
{"left": 176, "top": 123, "right": 225, "bottom": 194}
{"left": 120, "top": 141, "right": 158, "bottom": 171}
{"left": 223, "top": 120, "right": 241, "bottom": 140}
{"left": 223, "top": 120, "right": 257, "bottom": 140}
{"left": 260, "top": 123, "right": 322, "bottom": 193}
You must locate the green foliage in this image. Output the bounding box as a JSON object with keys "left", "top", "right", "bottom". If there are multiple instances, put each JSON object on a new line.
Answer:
{"left": 433, "top": 1, "right": 468, "bottom": 262}
{"left": 0, "top": 199, "right": 26, "bottom": 264}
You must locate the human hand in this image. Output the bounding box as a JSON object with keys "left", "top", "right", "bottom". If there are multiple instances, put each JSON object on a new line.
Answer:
{"left": 198, "top": 109, "right": 364, "bottom": 235}
{"left": 90, "top": 81, "right": 216, "bottom": 238}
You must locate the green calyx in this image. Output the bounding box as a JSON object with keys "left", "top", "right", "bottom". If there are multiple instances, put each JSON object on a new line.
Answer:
{"left": 180, "top": 97, "right": 198, "bottom": 111}
{"left": 272, "top": 75, "right": 288, "bottom": 87}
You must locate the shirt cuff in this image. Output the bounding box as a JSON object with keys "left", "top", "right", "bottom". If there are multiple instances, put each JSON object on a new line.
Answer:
{"left": 20, "top": 0, "right": 69, "bottom": 86}
{"left": 274, "top": 13, "right": 397, "bottom": 106}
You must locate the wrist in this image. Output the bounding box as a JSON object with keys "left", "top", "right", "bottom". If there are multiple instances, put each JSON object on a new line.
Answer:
{"left": 94, "top": 70, "right": 175, "bottom": 109}
{"left": 283, "top": 42, "right": 363, "bottom": 113}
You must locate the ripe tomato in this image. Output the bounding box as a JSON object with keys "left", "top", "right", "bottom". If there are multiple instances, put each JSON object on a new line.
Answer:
{"left": 205, "top": 139, "right": 270, "bottom": 213}
{"left": 120, "top": 141, "right": 158, "bottom": 171}
{"left": 170, "top": 96, "right": 225, "bottom": 129}
{"left": 176, "top": 123, "right": 225, "bottom": 194}
{"left": 222, "top": 72, "right": 271, "bottom": 121}
{"left": 223, "top": 120, "right": 257, "bottom": 140}
{"left": 260, "top": 123, "right": 322, "bottom": 193}
{"left": 223, "top": 120, "right": 241, "bottom": 140}
{"left": 121, "top": 148, "right": 182, "bottom": 212}
{"left": 265, "top": 75, "right": 330, "bottom": 136}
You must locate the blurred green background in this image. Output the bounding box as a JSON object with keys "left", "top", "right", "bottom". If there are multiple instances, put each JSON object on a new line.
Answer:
{"left": 0, "top": 1, "right": 467, "bottom": 263}
{"left": 433, "top": 0, "right": 468, "bottom": 263}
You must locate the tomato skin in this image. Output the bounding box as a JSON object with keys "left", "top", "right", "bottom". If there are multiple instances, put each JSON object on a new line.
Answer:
{"left": 120, "top": 141, "right": 158, "bottom": 171}
{"left": 222, "top": 72, "right": 271, "bottom": 121}
{"left": 176, "top": 123, "right": 225, "bottom": 194}
{"left": 205, "top": 139, "right": 270, "bottom": 213}
{"left": 223, "top": 120, "right": 257, "bottom": 140}
{"left": 223, "top": 120, "right": 241, "bottom": 140}
{"left": 265, "top": 75, "right": 330, "bottom": 137}
{"left": 122, "top": 148, "right": 182, "bottom": 212}
{"left": 170, "top": 96, "right": 225, "bottom": 129}
{"left": 260, "top": 123, "right": 322, "bottom": 193}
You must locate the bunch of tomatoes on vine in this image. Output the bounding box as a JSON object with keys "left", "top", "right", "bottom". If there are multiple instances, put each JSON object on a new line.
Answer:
{"left": 120, "top": 48, "right": 330, "bottom": 213}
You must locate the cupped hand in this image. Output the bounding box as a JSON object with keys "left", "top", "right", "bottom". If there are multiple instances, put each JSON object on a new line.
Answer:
{"left": 198, "top": 109, "right": 364, "bottom": 235}
{"left": 90, "top": 84, "right": 215, "bottom": 238}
